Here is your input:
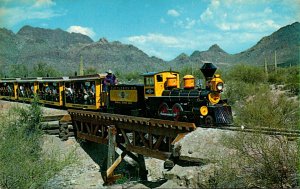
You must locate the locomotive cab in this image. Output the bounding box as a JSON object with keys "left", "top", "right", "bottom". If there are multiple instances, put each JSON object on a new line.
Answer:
{"left": 142, "top": 71, "right": 180, "bottom": 99}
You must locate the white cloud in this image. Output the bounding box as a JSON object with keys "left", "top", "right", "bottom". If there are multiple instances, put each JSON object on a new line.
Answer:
{"left": 175, "top": 18, "right": 196, "bottom": 29}
{"left": 0, "top": 6, "right": 63, "bottom": 27}
{"left": 167, "top": 9, "right": 180, "bottom": 17}
{"left": 127, "top": 33, "right": 180, "bottom": 47}
{"left": 0, "top": 0, "right": 63, "bottom": 27}
{"left": 125, "top": 33, "right": 205, "bottom": 60}
{"left": 160, "top": 18, "right": 166, "bottom": 24}
{"left": 33, "top": 0, "right": 56, "bottom": 8}
{"left": 67, "top": 26, "right": 96, "bottom": 38}
{"left": 200, "top": 0, "right": 288, "bottom": 33}
{"left": 264, "top": 7, "right": 272, "bottom": 14}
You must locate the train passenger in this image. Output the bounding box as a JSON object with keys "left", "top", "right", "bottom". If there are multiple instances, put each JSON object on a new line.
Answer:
{"left": 103, "top": 69, "right": 117, "bottom": 92}
{"left": 83, "top": 88, "right": 89, "bottom": 104}
{"left": 65, "top": 85, "right": 74, "bottom": 103}
{"left": 91, "top": 83, "right": 95, "bottom": 93}
{"left": 7, "top": 85, "right": 12, "bottom": 96}
{"left": 19, "top": 85, "right": 25, "bottom": 97}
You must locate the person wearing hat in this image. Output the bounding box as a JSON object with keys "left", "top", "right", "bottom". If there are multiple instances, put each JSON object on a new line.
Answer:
{"left": 103, "top": 69, "right": 117, "bottom": 92}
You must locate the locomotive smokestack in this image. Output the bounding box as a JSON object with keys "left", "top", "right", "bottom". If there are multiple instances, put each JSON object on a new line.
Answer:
{"left": 200, "top": 62, "right": 217, "bottom": 81}
{"left": 200, "top": 62, "right": 217, "bottom": 89}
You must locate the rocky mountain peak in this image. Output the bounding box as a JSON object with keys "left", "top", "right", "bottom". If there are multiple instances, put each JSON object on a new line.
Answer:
{"left": 16, "top": 25, "right": 93, "bottom": 46}
{"left": 208, "top": 44, "right": 227, "bottom": 53}
{"left": 173, "top": 53, "right": 190, "bottom": 63}
{"left": 0, "top": 28, "right": 15, "bottom": 36}
{"left": 98, "top": 37, "right": 109, "bottom": 44}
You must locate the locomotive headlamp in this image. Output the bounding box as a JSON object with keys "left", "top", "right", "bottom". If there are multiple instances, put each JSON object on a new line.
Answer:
{"left": 200, "top": 106, "right": 208, "bottom": 116}
{"left": 216, "top": 82, "right": 223, "bottom": 91}
{"left": 210, "top": 75, "right": 224, "bottom": 92}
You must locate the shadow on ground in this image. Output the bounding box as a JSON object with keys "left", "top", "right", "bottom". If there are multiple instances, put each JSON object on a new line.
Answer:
{"left": 78, "top": 140, "right": 166, "bottom": 188}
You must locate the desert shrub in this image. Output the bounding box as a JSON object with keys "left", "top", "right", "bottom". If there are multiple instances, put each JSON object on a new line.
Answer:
{"left": 202, "top": 83, "right": 300, "bottom": 188}
{"left": 268, "top": 67, "right": 300, "bottom": 96}
{"left": 235, "top": 90, "right": 299, "bottom": 130}
{"left": 0, "top": 97, "right": 74, "bottom": 188}
{"left": 32, "top": 62, "right": 61, "bottom": 77}
{"left": 268, "top": 68, "right": 288, "bottom": 84}
{"left": 226, "top": 64, "right": 268, "bottom": 84}
{"left": 223, "top": 81, "right": 269, "bottom": 104}
{"left": 84, "top": 66, "right": 98, "bottom": 75}
{"left": 207, "top": 133, "right": 298, "bottom": 188}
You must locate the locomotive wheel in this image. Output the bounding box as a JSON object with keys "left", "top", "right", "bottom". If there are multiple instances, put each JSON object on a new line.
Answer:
{"left": 158, "top": 102, "right": 169, "bottom": 117}
{"left": 172, "top": 103, "right": 183, "bottom": 121}
{"left": 205, "top": 115, "right": 214, "bottom": 127}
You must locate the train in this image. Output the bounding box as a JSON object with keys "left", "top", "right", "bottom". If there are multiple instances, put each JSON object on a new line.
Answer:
{"left": 0, "top": 62, "right": 233, "bottom": 126}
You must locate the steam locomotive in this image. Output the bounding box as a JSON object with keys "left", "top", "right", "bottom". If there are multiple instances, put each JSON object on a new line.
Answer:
{"left": 108, "top": 62, "right": 233, "bottom": 126}
{"left": 0, "top": 62, "right": 233, "bottom": 127}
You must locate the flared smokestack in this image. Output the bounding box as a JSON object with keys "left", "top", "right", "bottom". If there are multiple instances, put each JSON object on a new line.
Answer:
{"left": 200, "top": 62, "right": 217, "bottom": 80}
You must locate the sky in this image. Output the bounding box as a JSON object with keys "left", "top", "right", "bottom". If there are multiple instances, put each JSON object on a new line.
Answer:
{"left": 0, "top": 0, "right": 299, "bottom": 60}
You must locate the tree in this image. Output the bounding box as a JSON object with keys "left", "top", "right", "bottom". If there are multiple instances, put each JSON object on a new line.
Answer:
{"left": 32, "top": 62, "right": 61, "bottom": 77}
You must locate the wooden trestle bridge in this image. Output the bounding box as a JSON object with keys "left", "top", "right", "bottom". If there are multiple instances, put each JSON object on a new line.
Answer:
{"left": 59, "top": 109, "right": 196, "bottom": 184}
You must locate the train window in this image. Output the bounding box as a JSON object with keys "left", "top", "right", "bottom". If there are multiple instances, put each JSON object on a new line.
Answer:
{"left": 156, "top": 75, "right": 163, "bottom": 82}
{"left": 65, "top": 81, "right": 96, "bottom": 105}
{"left": 38, "top": 82, "right": 59, "bottom": 102}
{"left": 144, "top": 77, "right": 154, "bottom": 86}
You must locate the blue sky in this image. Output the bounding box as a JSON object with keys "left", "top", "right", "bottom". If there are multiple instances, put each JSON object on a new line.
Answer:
{"left": 0, "top": 0, "right": 299, "bottom": 60}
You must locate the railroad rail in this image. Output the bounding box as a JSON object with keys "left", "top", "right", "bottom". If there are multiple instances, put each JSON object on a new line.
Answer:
{"left": 219, "top": 125, "right": 300, "bottom": 140}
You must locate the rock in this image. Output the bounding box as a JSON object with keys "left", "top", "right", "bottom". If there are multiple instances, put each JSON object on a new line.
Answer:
{"left": 162, "top": 163, "right": 218, "bottom": 188}
{"left": 157, "top": 180, "right": 185, "bottom": 188}
{"left": 173, "top": 128, "right": 236, "bottom": 163}
{"left": 70, "top": 179, "right": 76, "bottom": 185}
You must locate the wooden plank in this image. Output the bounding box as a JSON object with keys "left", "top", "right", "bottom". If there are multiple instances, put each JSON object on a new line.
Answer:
{"left": 106, "top": 151, "right": 127, "bottom": 178}
{"left": 153, "top": 135, "right": 164, "bottom": 150}
{"left": 138, "top": 132, "right": 149, "bottom": 148}
{"left": 77, "top": 132, "right": 108, "bottom": 144}
{"left": 120, "top": 129, "right": 130, "bottom": 145}
{"left": 126, "top": 145, "right": 171, "bottom": 160}
{"left": 42, "top": 114, "right": 66, "bottom": 122}
{"left": 171, "top": 133, "right": 188, "bottom": 145}
{"left": 107, "top": 126, "right": 116, "bottom": 174}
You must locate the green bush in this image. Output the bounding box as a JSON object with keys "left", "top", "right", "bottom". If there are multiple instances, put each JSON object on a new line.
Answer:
{"left": 268, "top": 67, "right": 300, "bottom": 96}
{"left": 226, "top": 64, "right": 268, "bottom": 84}
{"left": 208, "top": 133, "right": 298, "bottom": 188}
{"left": 0, "top": 97, "right": 74, "bottom": 188}
{"left": 223, "top": 81, "right": 269, "bottom": 104}
{"left": 235, "top": 90, "right": 299, "bottom": 130}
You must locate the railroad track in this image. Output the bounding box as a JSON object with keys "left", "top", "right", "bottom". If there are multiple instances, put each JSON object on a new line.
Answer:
{"left": 219, "top": 125, "right": 300, "bottom": 140}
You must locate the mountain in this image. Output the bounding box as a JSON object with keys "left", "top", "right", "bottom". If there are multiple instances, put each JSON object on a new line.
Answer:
{"left": 234, "top": 22, "right": 300, "bottom": 66}
{"left": 0, "top": 25, "right": 165, "bottom": 76}
{"left": 171, "top": 22, "right": 300, "bottom": 67}
{"left": 0, "top": 22, "right": 299, "bottom": 77}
